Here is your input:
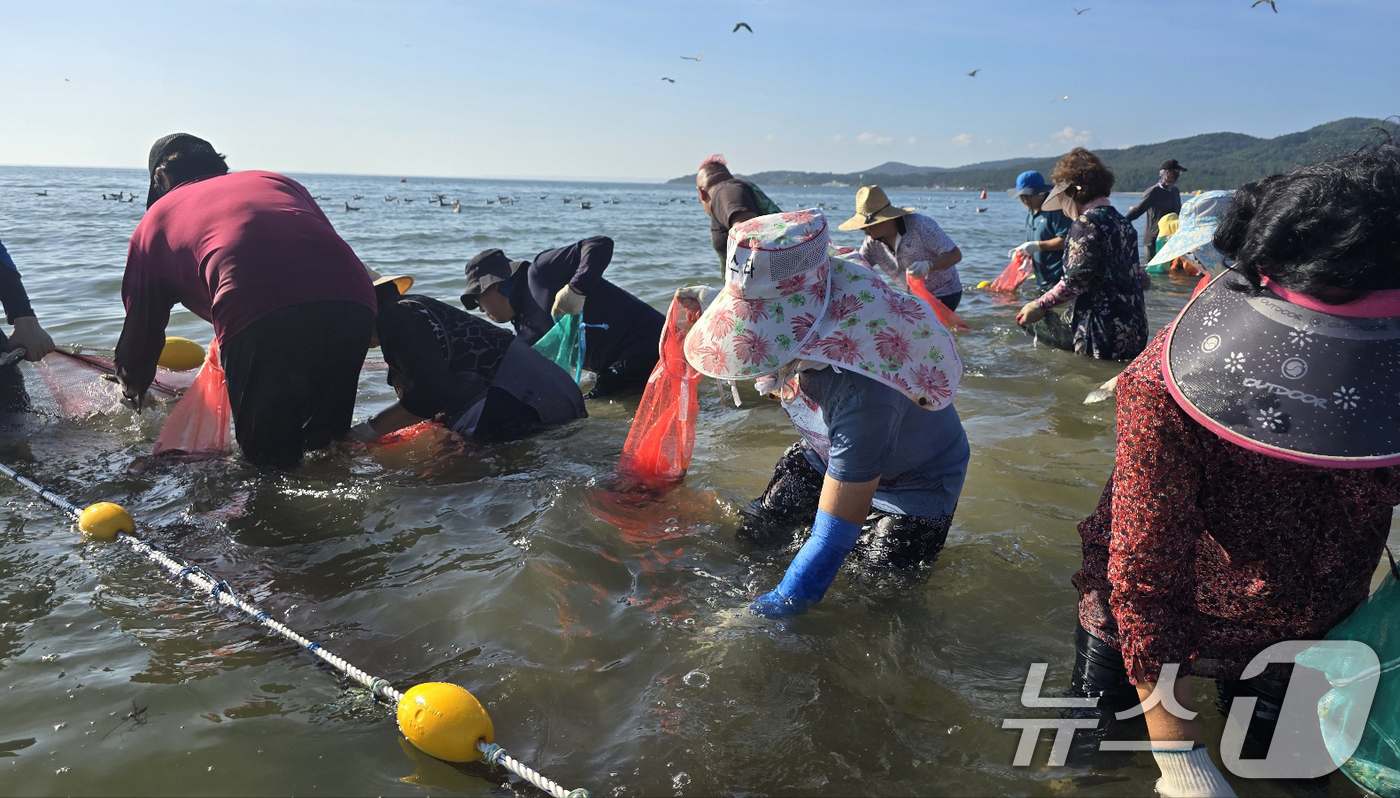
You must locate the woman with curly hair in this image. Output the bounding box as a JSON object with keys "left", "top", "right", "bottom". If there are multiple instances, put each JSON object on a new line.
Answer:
{"left": 1016, "top": 147, "right": 1150, "bottom": 360}
{"left": 1066, "top": 144, "right": 1400, "bottom": 797}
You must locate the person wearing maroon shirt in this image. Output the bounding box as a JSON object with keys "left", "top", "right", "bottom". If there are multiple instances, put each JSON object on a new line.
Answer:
{"left": 1067, "top": 145, "right": 1400, "bottom": 797}
{"left": 115, "top": 134, "right": 376, "bottom": 468}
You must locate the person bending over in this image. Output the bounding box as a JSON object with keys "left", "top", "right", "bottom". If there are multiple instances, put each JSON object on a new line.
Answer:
{"left": 115, "top": 133, "right": 375, "bottom": 468}
{"left": 460, "top": 236, "right": 663, "bottom": 398}
{"left": 682, "top": 209, "right": 969, "bottom": 617}
{"left": 839, "top": 186, "right": 965, "bottom": 311}
{"left": 351, "top": 274, "right": 585, "bottom": 442}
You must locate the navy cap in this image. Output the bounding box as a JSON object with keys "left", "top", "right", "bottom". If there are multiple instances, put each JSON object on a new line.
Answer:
{"left": 1006, "top": 170, "right": 1052, "bottom": 198}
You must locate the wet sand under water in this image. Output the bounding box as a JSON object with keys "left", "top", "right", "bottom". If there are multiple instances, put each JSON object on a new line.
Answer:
{"left": 0, "top": 167, "right": 1391, "bottom": 797}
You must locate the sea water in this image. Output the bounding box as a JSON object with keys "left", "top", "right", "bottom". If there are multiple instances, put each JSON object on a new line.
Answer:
{"left": 0, "top": 166, "right": 1389, "bottom": 796}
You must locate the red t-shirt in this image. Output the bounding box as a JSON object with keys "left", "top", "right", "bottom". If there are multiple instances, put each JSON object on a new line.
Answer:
{"left": 115, "top": 171, "right": 375, "bottom": 392}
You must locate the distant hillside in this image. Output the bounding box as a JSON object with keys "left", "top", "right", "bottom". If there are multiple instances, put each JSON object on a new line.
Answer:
{"left": 669, "top": 118, "right": 1393, "bottom": 192}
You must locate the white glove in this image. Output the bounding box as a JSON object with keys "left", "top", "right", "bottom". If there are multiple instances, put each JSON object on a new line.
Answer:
{"left": 675, "top": 285, "right": 716, "bottom": 314}
{"left": 7, "top": 316, "right": 55, "bottom": 361}
{"left": 1152, "top": 746, "right": 1236, "bottom": 798}
{"left": 347, "top": 420, "right": 380, "bottom": 442}
{"left": 907, "top": 260, "right": 932, "bottom": 279}
{"left": 1009, "top": 241, "right": 1043, "bottom": 258}
{"left": 551, "top": 285, "right": 586, "bottom": 318}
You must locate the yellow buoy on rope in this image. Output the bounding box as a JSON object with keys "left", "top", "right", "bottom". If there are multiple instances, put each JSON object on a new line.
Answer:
{"left": 78, "top": 502, "right": 134, "bottom": 540}
{"left": 397, "top": 682, "right": 495, "bottom": 763}
{"left": 157, "top": 337, "right": 206, "bottom": 371}
{"left": 976, "top": 280, "right": 992, "bottom": 289}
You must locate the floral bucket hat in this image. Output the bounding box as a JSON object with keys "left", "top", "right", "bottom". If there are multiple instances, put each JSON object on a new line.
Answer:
{"left": 683, "top": 209, "right": 962, "bottom": 410}
{"left": 1163, "top": 269, "right": 1400, "bottom": 467}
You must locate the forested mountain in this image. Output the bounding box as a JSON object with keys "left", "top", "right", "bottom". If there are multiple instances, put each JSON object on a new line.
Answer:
{"left": 670, "top": 118, "right": 1393, "bottom": 192}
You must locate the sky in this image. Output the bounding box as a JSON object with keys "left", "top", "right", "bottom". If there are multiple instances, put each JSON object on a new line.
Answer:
{"left": 2, "top": 0, "right": 1397, "bottom": 182}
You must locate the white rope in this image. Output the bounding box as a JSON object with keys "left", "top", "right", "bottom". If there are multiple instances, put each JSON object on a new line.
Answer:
{"left": 0, "top": 462, "right": 589, "bottom": 798}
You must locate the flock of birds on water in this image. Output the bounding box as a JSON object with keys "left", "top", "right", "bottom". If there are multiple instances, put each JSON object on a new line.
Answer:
{"left": 29, "top": 187, "right": 1011, "bottom": 217}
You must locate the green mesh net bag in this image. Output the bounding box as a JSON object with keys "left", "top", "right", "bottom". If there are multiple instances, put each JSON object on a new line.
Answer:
{"left": 532, "top": 314, "right": 583, "bottom": 381}
{"left": 1295, "top": 558, "right": 1400, "bottom": 796}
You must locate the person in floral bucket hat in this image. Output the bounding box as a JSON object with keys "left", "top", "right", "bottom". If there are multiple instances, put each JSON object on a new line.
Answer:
{"left": 682, "top": 209, "right": 970, "bottom": 617}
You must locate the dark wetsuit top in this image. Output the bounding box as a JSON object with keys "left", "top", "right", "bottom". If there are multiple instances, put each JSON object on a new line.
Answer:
{"left": 379, "top": 293, "right": 584, "bottom": 435}
{"left": 0, "top": 238, "right": 36, "bottom": 325}
{"left": 498, "top": 236, "right": 664, "bottom": 394}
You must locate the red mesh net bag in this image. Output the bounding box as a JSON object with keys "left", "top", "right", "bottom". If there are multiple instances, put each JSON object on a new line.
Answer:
{"left": 905, "top": 273, "right": 971, "bottom": 331}
{"left": 989, "top": 252, "right": 1034, "bottom": 292}
{"left": 613, "top": 296, "right": 701, "bottom": 491}
{"left": 153, "top": 337, "right": 231, "bottom": 457}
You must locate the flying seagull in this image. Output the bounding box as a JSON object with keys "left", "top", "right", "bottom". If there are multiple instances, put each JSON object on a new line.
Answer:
{"left": 966, "top": 69, "right": 980, "bottom": 77}
{"left": 1054, "top": 91, "right": 1071, "bottom": 102}
{"left": 680, "top": 53, "right": 702, "bottom": 61}
{"left": 1073, "top": 6, "right": 1090, "bottom": 14}
{"left": 733, "top": 22, "right": 752, "bottom": 33}
{"left": 661, "top": 77, "right": 676, "bottom": 83}
{"left": 1252, "top": 0, "right": 1277, "bottom": 11}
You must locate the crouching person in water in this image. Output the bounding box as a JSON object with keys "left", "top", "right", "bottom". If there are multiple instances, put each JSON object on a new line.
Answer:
{"left": 1067, "top": 145, "right": 1400, "bottom": 797}
{"left": 459, "top": 237, "right": 664, "bottom": 398}
{"left": 349, "top": 273, "right": 585, "bottom": 442}
{"left": 681, "top": 209, "right": 969, "bottom": 617}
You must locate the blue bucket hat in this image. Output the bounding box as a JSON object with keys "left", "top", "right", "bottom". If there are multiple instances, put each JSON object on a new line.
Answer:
{"left": 1006, "top": 170, "right": 1052, "bottom": 198}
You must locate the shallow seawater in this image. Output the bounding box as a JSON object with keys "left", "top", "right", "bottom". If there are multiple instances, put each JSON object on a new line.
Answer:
{"left": 0, "top": 166, "right": 1388, "bottom": 796}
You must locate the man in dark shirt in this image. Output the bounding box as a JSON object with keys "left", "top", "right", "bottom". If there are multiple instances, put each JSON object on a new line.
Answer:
{"left": 695, "top": 155, "right": 779, "bottom": 272}
{"left": 1125, "top": 158, "right": 1186, "bottom": 261}
{"left": 460, "top": 236, "right": 664, "bottom": 397}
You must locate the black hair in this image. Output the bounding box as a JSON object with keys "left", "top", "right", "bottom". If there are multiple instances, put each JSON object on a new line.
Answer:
{"left": 158, "top": 145, "right": 229, "bottom": 187}
{"left": 1214, "top": 142, "right": 1400, "bottom": 298}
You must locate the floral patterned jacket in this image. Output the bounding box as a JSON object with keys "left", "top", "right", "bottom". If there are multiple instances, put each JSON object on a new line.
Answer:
{"left": 1033, "top": 205, "right": 1149, "bottom": 360}
{"left": 858, "top": 213, "right": 961, "bottom": 299}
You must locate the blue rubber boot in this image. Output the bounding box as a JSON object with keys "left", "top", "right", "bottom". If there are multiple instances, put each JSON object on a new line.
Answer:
{"left": 750, "top": 510, "right": 861, "bottom": 617}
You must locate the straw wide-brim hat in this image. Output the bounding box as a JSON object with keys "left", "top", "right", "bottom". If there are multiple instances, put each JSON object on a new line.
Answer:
{"left": 1163, "top": 269, "right": 1400, "bottom": 467}
{"left": 684, "top": 208, "right": 962, "bottom": 410}
{"left": 1149, "top": 190, "right": 1235, "bottom": 270}
{"left": 836, "top": 186, "right": 915, "bottom": 231}
{"left": 366, "top": 268, "right": 415, "bottom": 295}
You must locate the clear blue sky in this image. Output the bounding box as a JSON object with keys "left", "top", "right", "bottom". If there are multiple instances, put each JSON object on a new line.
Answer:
{"left": 2, "top": 0, "right": 1395, "bottom": 181}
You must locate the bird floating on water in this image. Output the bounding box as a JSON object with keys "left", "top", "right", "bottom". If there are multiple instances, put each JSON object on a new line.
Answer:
{"left": 733, "top": 22, "right": 752, "bottom": 33}
{"left": 680, "top": 53, "right": 702, "bottom": 61}
{"left": 1252, "top": 0, "right": 1277, "bottom": 11}
{"left": 344, "top": 202, "right": 360, "bottom": 211}
{"left": 34, "top": 190, "right": 47, "bottom": 196}
{"left": 966, "top": 69, "right": 979, "bottom": 77}
{"left": 661, "top": 77, "right": 675, "bottom": 83}
{"left": 352, "top": 194, "right": 363, "bottom": 200}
